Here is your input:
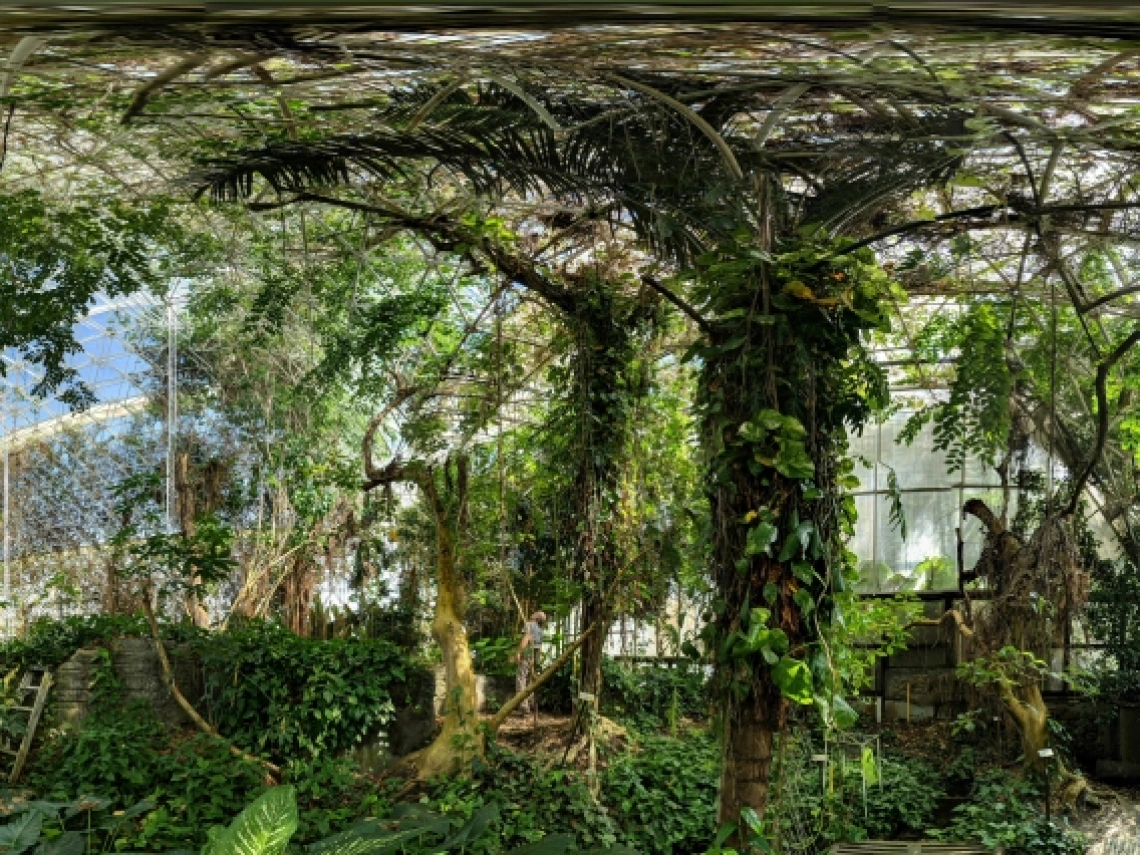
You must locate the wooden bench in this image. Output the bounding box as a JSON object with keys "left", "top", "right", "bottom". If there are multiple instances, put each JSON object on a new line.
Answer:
{"left": 828, "top": 844, "right": 999, "bottom": 854}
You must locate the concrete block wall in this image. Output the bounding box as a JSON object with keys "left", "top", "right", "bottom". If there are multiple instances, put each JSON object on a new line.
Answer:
{"left": 52, "top": 638, "right": 202, "bottom": 728}
{"left": 51, "top": 643, "right": 513, "bottom": 774}
{"left": 879, "top": 600, "right": 967, "bottom": 723}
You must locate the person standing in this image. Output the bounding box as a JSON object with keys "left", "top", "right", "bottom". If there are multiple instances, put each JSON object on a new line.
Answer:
{"left": 513, "top": 610, "right": 547, "bottom": 714}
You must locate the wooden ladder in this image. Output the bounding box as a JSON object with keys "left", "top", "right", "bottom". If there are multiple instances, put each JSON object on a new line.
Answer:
{"left": 1, "top": 666, "right": 52, "bottom": 784}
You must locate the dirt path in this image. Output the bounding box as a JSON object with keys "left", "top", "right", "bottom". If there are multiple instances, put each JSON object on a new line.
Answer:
{"left": 1083, "top": 789, "right": 1140, "bottom": 855}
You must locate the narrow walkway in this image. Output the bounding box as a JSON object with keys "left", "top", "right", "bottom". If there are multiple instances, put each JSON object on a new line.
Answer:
{"left": 1088, "top": 796, "right": 1140, "bottom": 855}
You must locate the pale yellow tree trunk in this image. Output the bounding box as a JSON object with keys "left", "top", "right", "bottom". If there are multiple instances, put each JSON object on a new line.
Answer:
{"left": 416, "top": 509, "right": 483, "bottom": 777}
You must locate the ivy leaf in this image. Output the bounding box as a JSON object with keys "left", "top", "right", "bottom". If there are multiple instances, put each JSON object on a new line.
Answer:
{"left": 832, "top": 694, "right": 860, "bottom": 730}
{"left": 793, "top": 588, "right": 815, "bottom": 615}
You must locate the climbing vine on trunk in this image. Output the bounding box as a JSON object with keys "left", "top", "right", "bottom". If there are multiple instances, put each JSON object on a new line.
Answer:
{"left": 688, "top": 231, "right": 893, "bottom": 829}
{"left": 555, "top": 274, "right": 660, "bottom": 702}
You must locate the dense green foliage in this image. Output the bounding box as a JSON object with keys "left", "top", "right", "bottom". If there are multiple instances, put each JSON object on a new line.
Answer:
{"left": 933, "top": 770, "right": 1086, "bottom": 855}
{"left": 189, "top": 620, "right": 411, "bottom": 762}
{"left": 1085, "top": 557, "right": 1140, "bottom": 701}
{"left": 0, "top": 617, "right": 411, "bottom": 765}
{"left": 4, "top": 33, "right": 1132, "bottom": 855}
{"left": 601, "top": 733, "right": 718, "bottom": 854}
{"left": 688, "top": 230, "right": 896, "bottom": 760}
{"left": 0, "top": 190, "right": 204, "bottom": 407}
{"left": 23, "top": 639, "right": 386, "bottom": 851}
{"left": 0, "top": 615, "right": 199, "bottom": 671}
{"left": 1, "top": 615, "right": 1088, "bottom": 855}
{"left": 532, "top": 659, "right": 708, "bottom": 730}
{"left": 601, "top": 662, "right": 709, "bottom": 732}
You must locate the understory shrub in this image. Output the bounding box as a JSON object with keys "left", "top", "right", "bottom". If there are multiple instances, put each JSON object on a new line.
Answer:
{"left": 2, "top": 615, "right": 415, "bottom": 766}
{"left": 28, "top": 697, "right": 171, "bottom": 806}
{"left": 766, "top": 739, "right": 944, "bottom": 846}
{"left": 600, "top": 731, "right": 718, "bottom": 855}
{"left": 190, "top": 619, "right": 412, "bottom": 762}
{"left": 932, "top": 769, "right": 1086, "bottom": 855}
{"left": 29, "top": 708, "right": 384, "bottom": 851}
{"left": 0, "top": 614, "right": 203, "bottom": 671}
{"left": 535, "top": 658, "right": 709, "bottom": 729}
{"left": 0, "top": 785, "right": 634, "bottom": 855}
{"left": 602, "top": 662, "right": 709, "bottom": 731}
{"left": 22, "top": 626, "right": 397, "bottom": 852}
{"left": 428, "top": 744, "right": 618, "bottom": 853}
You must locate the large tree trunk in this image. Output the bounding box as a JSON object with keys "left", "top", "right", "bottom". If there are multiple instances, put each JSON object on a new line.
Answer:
{"left": 417, "top": 510, "right": 482, "bottom": 777}
{"left": 720, "top": 688, "right": 780, "bottom": 825}
{"left": 577, "top": 590, "right": 611, "bottom": 699}
{"left": 175, "top": 452, "right": 211, "bottom": 628}
{"left": 565, "top": 284, "right": 653, "bottom": 706}
{"left": 282, "top": 555, "right": 316, "bottom": 636}
{"left": 694, "top": 226, "right": 887, "bottom": 832}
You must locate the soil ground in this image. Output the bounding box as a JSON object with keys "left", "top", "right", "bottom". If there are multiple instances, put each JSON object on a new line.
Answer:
{"left": 493, "top": 712, "right": 579, "bottom": 754}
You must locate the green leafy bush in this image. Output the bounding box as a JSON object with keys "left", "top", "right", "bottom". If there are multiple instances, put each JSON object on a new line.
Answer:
{"left": 535, "top": 659, "right": 708, "bottom": 730}
{"left": 472, "top": 637, "right": 519, "bottom": 678}
{"left": 27, "top": 697, "right": 170, "bottom": 806}
{"left": 932, "top": 769, "right": 1085, "bottom": 855}
{"left": 190, "top": 619, "right": 411, "bottom": 762}
{"left": 0, "top": 614, "right": 203, "bottom": 672}
{"left": 2, "top": 616, "right": 414, "bottom": 767}
{"left": 766, "top": 742, "right": 943, "bottom": 847}
{"left": 856, "top": 757, "right": 944, "bottom": 839}
{"left": 602, "top": 663, "right": 709, "bottom": 732}
{"left": 601, "top": 732, "right": 718, "bottom": 855}
{"left": 26, "top": 638, "right": 389, "bottom": 852}
{"left": 428, "top": 744, "right": 618, "bottom": 853}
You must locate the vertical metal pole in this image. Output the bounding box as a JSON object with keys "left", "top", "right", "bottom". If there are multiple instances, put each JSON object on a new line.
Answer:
{"left": 3, "top": 412, "right": 9, "bottom": 638}
{"left": 165, "top": 296, "right": 178, "bottom": 534}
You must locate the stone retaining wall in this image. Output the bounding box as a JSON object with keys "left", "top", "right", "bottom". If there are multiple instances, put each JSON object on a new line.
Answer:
{"left": 50, "top": 641, "right": 517, "bottom": 773}
{"left": 52, "top": 638, "right": 203, "bottom": 728}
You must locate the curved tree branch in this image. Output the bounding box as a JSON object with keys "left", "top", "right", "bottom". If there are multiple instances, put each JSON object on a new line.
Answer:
{"left": 122, "top": 54, "right": 207, "bottom": 124}
{"left": 641, "top": 275, "right": 713, "bottom": 336}
{"left": 250, "top": 191, "right": 581, "bottom": 315}
{"left": 362, "top": 386, "right": 420, "bottom": 484}
{"left": 1066, "top": 327, "right": 1140, "bottom": 516}
{"left": 485, "top": 625, "right": 596, "bottom": 735}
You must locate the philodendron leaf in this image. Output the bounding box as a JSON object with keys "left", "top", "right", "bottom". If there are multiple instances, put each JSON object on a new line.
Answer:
{"left": 204, "top": 786, "right": 298, "bottom": 855}
{"left": 745, "top": 522, "right": 778, "bottom": 556}
{"left": 772, "top": 656, "right": 814, "bottom": 705}
{"left": 861, "top": 746, "right": 879, "bottom": 787}
{"left": 309, "top": 827, "right": 427, "bottom": 855}
{"left": 0, "top": 810, "right": 44, "bottom": 855}
{"left": 439, "top": 804, "right": 499, "bottom": 851}
{"left": 34, "top": 831, "right": 84, "bottom": 855}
